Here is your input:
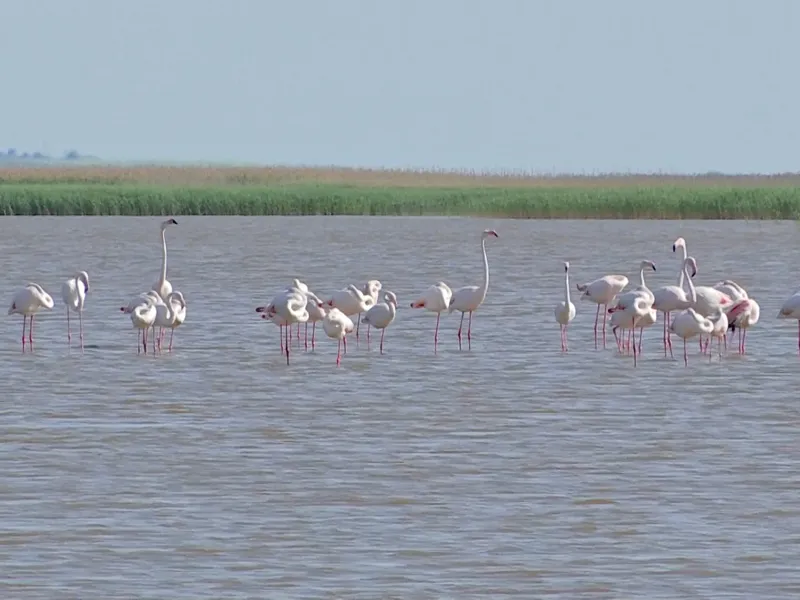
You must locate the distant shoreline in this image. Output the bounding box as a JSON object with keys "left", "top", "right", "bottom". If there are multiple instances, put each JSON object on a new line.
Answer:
{"left": 2, "top": 164, "right": 800, "bottom": 189}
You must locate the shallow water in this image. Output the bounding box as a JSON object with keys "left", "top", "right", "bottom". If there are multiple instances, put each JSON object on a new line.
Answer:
{"left": 1, "top": 216, "right": 799, "bottom": 598}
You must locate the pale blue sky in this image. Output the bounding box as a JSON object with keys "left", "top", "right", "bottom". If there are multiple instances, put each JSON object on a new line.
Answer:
{"left": 1, "top": 0, "right": 798, "bottom": 173}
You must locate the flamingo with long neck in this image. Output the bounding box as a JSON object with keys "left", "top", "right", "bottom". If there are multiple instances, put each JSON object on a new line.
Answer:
{"left": 448, "top": 229, "right": 499, "bottom": 350}
{"left": 672, "top": 237, "right": 733, "bottom": 353}
{"left": 554, "top": 261, "right": 577, "bottom": 351}
{"left": 153, "top": 218, "right": 178, "bottom": 300}
{"left": 652, "top": 241, "right": 697, "bottom": 358}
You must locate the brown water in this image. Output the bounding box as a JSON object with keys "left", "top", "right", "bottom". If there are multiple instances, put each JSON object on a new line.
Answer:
{"left": 1, "top": 216, "right": 799, "bottom": 598}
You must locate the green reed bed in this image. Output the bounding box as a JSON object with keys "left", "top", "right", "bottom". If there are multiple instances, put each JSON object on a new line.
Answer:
{"left": 0, "top": 183, "right": 798, "bottom": 218}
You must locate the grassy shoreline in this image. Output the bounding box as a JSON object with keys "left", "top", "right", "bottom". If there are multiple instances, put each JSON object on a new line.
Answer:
{"left": 1, "top": 165, "right": 799, "bottom": 218}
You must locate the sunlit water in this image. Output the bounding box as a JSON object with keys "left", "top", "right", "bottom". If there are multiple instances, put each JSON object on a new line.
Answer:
{"left": 1, "top": 216, "right": 799, "bottom": 598}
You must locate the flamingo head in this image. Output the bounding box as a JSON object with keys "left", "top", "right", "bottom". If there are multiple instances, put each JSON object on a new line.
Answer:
{"left": 161, "top": 218, "right": 178, "bottom": 230}
{"left": 326, "top": 299, "right": 334, "bottom": 307}
{"left": 482, "top": 229, "right": 499, "bottom": 239}
{"left": 563, "top": 261, "right": 570, "bottom": 272}
{"left": 384, "top": 291, "right": 398, "bottom": 306}
{"left": 672, "top": 237, "right": 686, "bottom": 253}
{"left": 640, "top": 260, "right": 656, "bottom": 272}
{"left": 255, "top": 306, "right": 266, "bottom": 313}
{"left": 362, "top": 279, "right": 382, "bottom": 299}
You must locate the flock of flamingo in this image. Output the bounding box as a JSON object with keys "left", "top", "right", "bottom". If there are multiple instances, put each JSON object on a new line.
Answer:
{"left": 556, "top": 236, "right": 774, "bottom": 366}
{"left": 7, "top": 221, "right": 800, "bottom": 367}
{"left": 4, "top": 221, "right": 500, "bottom": 365}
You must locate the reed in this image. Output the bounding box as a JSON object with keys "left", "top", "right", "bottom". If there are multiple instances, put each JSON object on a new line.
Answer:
{"left": 0, "top": 182, "right": 798, "bottom": 218}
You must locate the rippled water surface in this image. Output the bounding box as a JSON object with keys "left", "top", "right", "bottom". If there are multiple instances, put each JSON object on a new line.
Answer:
{"left": 1, "top": 216, "right": 800, "bottom": 598}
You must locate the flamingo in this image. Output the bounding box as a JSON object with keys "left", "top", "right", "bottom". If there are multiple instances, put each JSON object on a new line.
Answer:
{"left": 410, "top": 281, "right": 453, "bottom": 353}
{"left": 325, "top": 285, "right": 372, "bottom": 348}
{"left": 576, "top": 272, "right": 629, "bottom": 349}
{"left": 361, "top": 291, "right": 398, "bottom": 354}
{"left": 608, "top": 296, "right": 653, "bottom": 366}
{"left": 713, "top": 280, "right": 749, "bottom": 303}
{"left": 777, "top": 288, "right": 800, "bottom": 353}
{"left": 305, "top": 296, "right": 326, "bottom": 350}
{"left": 8, "top": 283, "right": 55, "bottom": 352}
{"left": 667, "top": 257, "right": 713, "bottom": 365}
{"left": 258, "top": 282, "right": 322, "bottom": 352}
{"left": 669, "top": 308, "right": 714, "bottom": 366}
{"left": 707, "top": 305, "right": 729, "bottom": 359}
{"left": 61, "top": 270, "right": 90, "bottom": 349}
{"left": 153, "top": 291, "right": 187, "bottom": 353}
{"left": 359, "top": 279, "right": 383, "bottom": 343}
{"left": 727, "top": 297, "right": 760, "bottom": 354}
{"left": 130, "top": 294, "right": 158, "bottom": 354}
{"left": 322, "top": 307, "right": 355, "bottom": 366}
{"left": 121, "top": 290, "right": 162, "bottom": 313}
{"left": 448, "top": 229, "right": 499, "bottom": 350}
{"left": 553, "top": 261, "right": 576, "bottom": 352}
{"left": 652, "top": 246, "right": 698, "bottom": 358}
{"left": 672, "top": 237, "right": 733, "bottom": 352}
{"left": 152, "top": 218, "right": 178, "bottom": 300}
{"left": 269, "top": 289, "right": 310, "bottom": 365}
{"left": 606, "top": 260, "right": 656, "bottom": 352}
{"left": 611, "top": 305, "right": 657, "bottom": 356}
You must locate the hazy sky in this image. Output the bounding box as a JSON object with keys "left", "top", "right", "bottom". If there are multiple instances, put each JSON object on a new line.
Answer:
{"left": 1, "top": 1, "right": 798, "bottom": 173}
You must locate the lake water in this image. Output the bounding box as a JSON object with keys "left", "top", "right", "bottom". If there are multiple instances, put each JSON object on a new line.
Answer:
{"left": 1, "top": 216, "right": 799, "bottom": 598}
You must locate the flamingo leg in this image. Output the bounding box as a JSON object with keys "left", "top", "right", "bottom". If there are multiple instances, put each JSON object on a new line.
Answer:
{"left": 719, "top": 335, "right": 723, "bottom": 358}
{"left": 304, "top": 323, "right": 308, "bottom": 351}
{"left": 662, "top": 312, "right": 667, "bottom": 356}
{"left": 285, "top": 323, "right": 290, "bottom": 365}
{"left": 457, "top": 312, "right": 464, "bottom": 350}
{"left": 356, "top": 316, "right": 360, "bottom": 343}
{"left": 296, "top": 323, "right": 300, "bottom": 341}
{"left": 467, "top": 311, "right": 473, "bottom": 350}
{"left": 29, "top": 316, "right": 34, "bottom": 350}
{"left": 312, "top": 322, "right": 316, "bottom": 350}
{"left": 666, "top": 312, "right": 674, "bottom": 359}
{"left": 683, "top": 338, "right": 688, "bottom": 366}
{"left": 279, "top": 325, "right": 284, "bottom": 352}
{"left": 66, "top": 308, "right": 71, "bottom": 346}
{"left": 143, "top": 328, "right": 148, "bottom": 354}
{"left": 563, "top": 324, "right": 569, "bottom": 352}
{"left": 21, "top": 315, "right": 27, "bottom": 352}
{"left": 152, "top": 327, "right": 157, "bottom": 354}
{"left": 638, "top": 326, "right": 644, "bottom": 355}
{"left": 336, "top": 338, "right": 342, "bottom": 366}
{"left": 434, "top": 313, "right": 441, "bottom": 353}
{"left": 367, "top": 323, "right": 371, "bottom": 345}
{"left": 169, "top": 328, "right": 175, "bottom": 352}
{"left": 602, "top": 304, "right": 608, "bottom": 348}
{"left": 742, "top": 329, "right": 747, "bottom": 354}
{"left": 612, "top": 326, "right": 620, "bottom": 353}
{"left": 633, "top": 327, "right": 638, "bottom": 367}
{"left": 137, "top": 329, "right": 142, "bottom": 354}
{"left": 79, "top": 310, "right": 84, "bottom": 351}
{"left": 343, "top": 335, "right": 348, "bottom": 355}
{"left": 380, "top": 328, "right": 385, "bottom": 354}
{"left": 593, "top": 304, "right": 600, "bottom": 349}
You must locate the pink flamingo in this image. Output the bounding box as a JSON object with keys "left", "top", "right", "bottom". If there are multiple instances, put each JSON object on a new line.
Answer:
{"left": 410, "top": 282, "right": 452, "bottom": 353}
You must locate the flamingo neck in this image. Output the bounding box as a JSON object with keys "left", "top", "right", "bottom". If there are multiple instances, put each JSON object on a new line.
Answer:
{"left": 684, "top": 263, "right": 697, "bottom": 304}
{"left": 564, "top": 269, "right": 571, "bottom": 305}
{"left": 478, "top": 238, "right": 490, "bottom": 303}
{"left": 159, "top": 229, "right": 168, "bottom": 284}
{"left": 639, "top": 267, "right": 647, "bottom": 289}
{"left": 677, "top": 245, "right": 688, "bottom": 289}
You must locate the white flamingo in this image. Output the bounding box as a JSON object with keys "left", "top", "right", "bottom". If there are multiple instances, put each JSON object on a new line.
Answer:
{"left": 322, "top": 307, "right": 355, "bottom": 366}
{"left": 8, "top": 283, "right": 55, "bottom": 352}
{"left": 121, "top": 290, "right": 162, "bottom": 314}
{"left": 668, "top": 258, "right": 713, "bottom": 366}
{"left": 304, "top": 296, "right": 327, "bottom": 351}
{"left": 607, "top": 260, "right": 656, "bottom": 352}
{"left": 672, "top": 237, "right": 733, "bottom": 352}
{"left": 448, "top": 229, "right": 499, "bottom": 350}
{"left": 553, "top": 261, "right": 576, "bottom": 352}
{"left": 152, "top": 218, "right": 178, "bottom": 300}
{"left": 713, "top": 279, "right": 749, "bottom": 303}
{"left": 611, "top": 305, "right": 657, "bottom": 356}
{"left": 707, "top": 305, "right": 729, "bottom": 358}
{"left": 130, "top": 294, "right": 158, "bottom": 354}
{"left": 728, "top": 297, "right": 760, "bottom": 354}
{"left": 61, "top": 270, "right": 90, "bottom": 349}
{"left": 258, "top": 282, "right": 321, "bottom": 352}
{"left": 410, "top": 281, "right": 453, "bottom": 353}
{"left": 268, "top": 289, "right": 309, "bottom": 365}
{"left": 359, "top": 279, "right": 383, "bottom": 342}
{"left": 777, "top": 288, "right": 800, "bottom": 354}
{"left": 153, "top": 291, "right": 187, "bottom": 353}
{"left": 652, "top": 249, "right": 698, "bottom": 358}
{"left": 608, "top": 296, "right": 653, "bottom": 366}
{"left": 361, "top": 291, "right": 398, "bottom": 354}
{"left": 576, "top": 272, "right": 629, "bottom": 349}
